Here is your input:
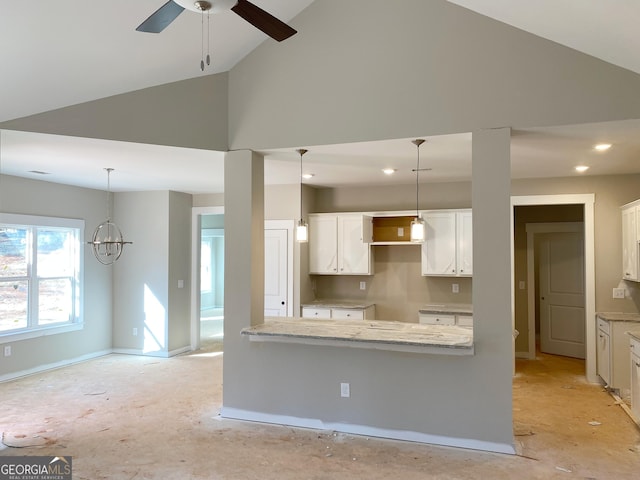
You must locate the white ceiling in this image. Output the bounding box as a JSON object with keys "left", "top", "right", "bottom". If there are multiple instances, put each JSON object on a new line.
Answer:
{"left": 1, "top": 1, "right": 640, "bottom": 194}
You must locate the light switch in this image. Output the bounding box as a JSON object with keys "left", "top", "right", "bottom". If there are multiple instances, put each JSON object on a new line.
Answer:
{"left": 178, "top": 279, "right": 184, "bottom": 289}
{"left": 519, "top": 281, "right": 526, "bottom": 290}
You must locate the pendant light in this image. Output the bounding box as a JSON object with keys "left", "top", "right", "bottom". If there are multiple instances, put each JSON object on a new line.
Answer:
{"left": 410, "top": 139, "right": 426, "bottom": 243}
{"left": 296, "top": 148, "right": 309, "bottom": 243}
{"left": 87, "top": 168, "right": 132, "bottom": 265}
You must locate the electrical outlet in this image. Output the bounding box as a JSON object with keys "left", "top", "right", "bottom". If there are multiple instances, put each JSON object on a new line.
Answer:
{"left": 359, "top": 281, "right": 366, "bottom": 290}
{"left": 519, "top": 281, "right": 526, "bottom": 290}
{"left": 177, "top": 279, "right": 184, "bottom": 289}
{"left": 452, "top": 283, "right": 459, "bottom": 294}
{"left": 613, "top": 288, "right": 625, "bottom": 299}
{"left": 4, "top": 345, "right": 11, "bottom": 357}
{"left": 397, "top": 227, "right": 404, "bottom": 237}
{"left": 340, "top": 382, "right": 350, "bottom": 398}
{"left": 133, "top": 327, "right": 138, "bottom": 336}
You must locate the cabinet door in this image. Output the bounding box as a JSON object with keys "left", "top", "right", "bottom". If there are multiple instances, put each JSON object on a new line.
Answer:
{"left": 622, "top": 206, "right": 638, "bottom": 281}
{"left": 309, "top": 216, "right": 338, "bottom": 274}
{"left": 422, "top": 212, "right": 456, "bottom": 276}
{"left": 631, "top": 338, "right": 640, "bottom": 419}
{"left": 457, "top": 210, "right": 473, "bottom": 276}
{"left": 596, "top": 329, "right": 611, "bottom": 386}
{"left": 338, "top": 214, "right": 371, "bottom": 274}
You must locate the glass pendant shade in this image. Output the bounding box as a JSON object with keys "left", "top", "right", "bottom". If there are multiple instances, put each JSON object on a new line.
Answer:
{"left": 296, "top": 220, "right": 308, "bottom": 243}
{"left": 410, "top": 217, "right": 425, "bottom": 243}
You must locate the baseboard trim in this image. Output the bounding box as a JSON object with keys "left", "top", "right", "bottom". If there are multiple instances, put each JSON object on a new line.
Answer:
{"left": 111, "top": 346, "right": 191, "bottom": 358}
{"left": 0, "top": 349, "right": 112, "bottom": 383}
{"left": 515, "top": 351, "right": 531, "bottom": 359}
{"left": 220, "top": 407, "right": 516, "bottom": 455}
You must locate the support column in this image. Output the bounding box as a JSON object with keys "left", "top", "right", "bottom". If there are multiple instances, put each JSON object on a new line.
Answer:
{"left": 472, "top": 127, "right": 513, "bottom": 441}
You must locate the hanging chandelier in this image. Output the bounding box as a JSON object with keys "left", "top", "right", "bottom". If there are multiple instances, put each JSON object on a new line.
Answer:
{"left": 87, "top": 168, "right": 132, "bottom": 265}
{"left": 296, "top": 148, "right": 309, "bottom": 243}
{"left": 410, "top": 139, "right": 426, "bottom": 243}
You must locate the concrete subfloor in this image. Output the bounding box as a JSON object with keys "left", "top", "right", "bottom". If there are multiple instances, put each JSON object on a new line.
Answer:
{"left": 1, "top": 343, "right": 639, "bottom": 479}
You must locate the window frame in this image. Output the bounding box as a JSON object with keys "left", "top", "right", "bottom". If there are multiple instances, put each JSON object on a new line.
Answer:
{"left": 0, "top": 213, "right": 84, "bottom": 343}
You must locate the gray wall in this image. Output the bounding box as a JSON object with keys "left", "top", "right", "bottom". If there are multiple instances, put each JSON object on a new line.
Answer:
{"left": 221, "top": 0, "right": 640, "bottom": 453}
{"left": 1, "top": 74, "right": 229, "bottom": 152}
{"left": 0, "top": 174, "right": 112, "bottom": 378}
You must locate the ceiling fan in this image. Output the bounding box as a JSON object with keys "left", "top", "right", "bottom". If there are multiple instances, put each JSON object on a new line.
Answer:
{"left": 136, "top": 0, "right": 297, "bottom": 42}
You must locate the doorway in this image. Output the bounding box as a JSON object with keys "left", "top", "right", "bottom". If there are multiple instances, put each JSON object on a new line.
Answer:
{"left": 200, "top": 226, "right": 224, "bottom": 350}
{"left": 510, "top": 194, "right": 596, "bottom": 382}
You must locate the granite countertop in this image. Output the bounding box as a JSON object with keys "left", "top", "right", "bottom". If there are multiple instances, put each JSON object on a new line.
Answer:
{"left": 242, "top": 318, "right": 474, "bottom": 355}
{"left": 596, "top": 312, "right": 640, "bottom": 322}
{"left": 302, "top": 299, "right": 375, "bottom": 309}
{"left": 628, "top": 330, "right": 640, "bottom": 342}
{"left": 419, "top": 304, "right": 473, "bottom": 316}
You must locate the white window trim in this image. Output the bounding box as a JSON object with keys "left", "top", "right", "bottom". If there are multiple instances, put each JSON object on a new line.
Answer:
{"left": 0, "top": 213, "right": 85, "bottom": 344}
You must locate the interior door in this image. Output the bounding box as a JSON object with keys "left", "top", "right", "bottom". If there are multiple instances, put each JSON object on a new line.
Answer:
{"left": 539, "top": 231, "right": 585, "bottom": 358}
{"left": 264, "top": 228, "right": 288, "bottom": 316}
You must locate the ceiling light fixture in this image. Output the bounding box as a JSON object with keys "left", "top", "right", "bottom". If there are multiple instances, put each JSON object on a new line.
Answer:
{"left": 382, "top": 168, "right": 396, "bottom": 175}
{"left": 296, "top": 149, "right": 309, "bottom": 243}
{"left": 575, "top": 165, "right": 590, "bottom": 173}
{"left": 594, "top": 143, "right": 612, "bottom": 151}
{"left": 410, "top": 139, "right": 426, "bottom": 243}
{"left": 87, "top": 168, "right": 132, "bottom": 265}
{"left": 302, "top": 173, "right": 315, "bottom": 179}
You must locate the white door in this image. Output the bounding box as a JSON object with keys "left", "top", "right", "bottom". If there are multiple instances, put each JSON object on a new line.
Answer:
{"left": 539, "top": 231, "right": 585, "bottom": 358}
{"left": 264, "top": 228, "right": 288, "bottom": 316}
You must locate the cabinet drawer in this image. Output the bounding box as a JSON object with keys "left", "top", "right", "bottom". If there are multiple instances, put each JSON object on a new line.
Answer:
{"left": 302, "top": 307, "right": 331, "bottom": 319}
{"left": 331, "top": 309, "right": 364, "bottom": 320}
{"left": 597, "top": 317, "right": 610, "bottom": 334}
{"left": 419, "top": 313, "right": 456, "bottom": 326}
{"left": 457, "top": 315, "right": 473, "bottom": 327}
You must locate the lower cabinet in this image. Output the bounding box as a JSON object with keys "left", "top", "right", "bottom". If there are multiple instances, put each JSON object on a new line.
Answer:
{"left": 419, "top": 312, "right": 473, "bottom": 328}
{"left": 631, "top": 335, "right": 640, "bottom": 419}
{"left": 302, "top": 305, "right": 375, "bottom": 320}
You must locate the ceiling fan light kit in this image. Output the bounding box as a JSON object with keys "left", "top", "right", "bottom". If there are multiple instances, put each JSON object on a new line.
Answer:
{"left": 136, "top": 1, "right": 298, "bottom": 49}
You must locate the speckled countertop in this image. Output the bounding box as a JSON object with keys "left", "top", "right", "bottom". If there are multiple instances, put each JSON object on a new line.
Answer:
{"left": 628, "top": 330, "right": 640, "bottom": 341}
{"left": 302, "top": 299, "right": 375, "bottom": 309}
{"left": 596, "top": 312, "right": 640, "bottom": 322}
{"left": 419, "top": 304, "right": 473, "bottom": 316}
{"left": 242, "top": 318, "right": 474, "bottom": 354}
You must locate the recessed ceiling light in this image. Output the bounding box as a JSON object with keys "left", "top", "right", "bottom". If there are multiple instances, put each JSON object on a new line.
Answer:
{"left": 382, "top": 168, "right": 396, "bottom": 175}
{"left": 575, "top": 165, "right": 589, "bottom": 173}
{"left": 302, "top": 173, "right": 315, "bottom": 179}
{"left": 594, "top": 143, "right": 612, "bottom": 151}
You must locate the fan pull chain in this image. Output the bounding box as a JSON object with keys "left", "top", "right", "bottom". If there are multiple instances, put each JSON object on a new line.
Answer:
{"left": 200, "top": 9, "right": 205, "bottom": 71}
{"left": 206, "top": 11, "right": 211, "bottom": 66}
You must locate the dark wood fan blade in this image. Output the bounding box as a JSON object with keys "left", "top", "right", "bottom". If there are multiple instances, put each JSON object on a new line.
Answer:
{"left": 231, "top": 0, "right": 297, "bottom": 42}
{"left": 136, "top": 1, "right": 185, "bottom": 33}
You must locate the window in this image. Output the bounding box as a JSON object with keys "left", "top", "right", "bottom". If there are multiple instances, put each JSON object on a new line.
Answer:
{"left": 0, "top": 213, "right": 83, "bottom": 342}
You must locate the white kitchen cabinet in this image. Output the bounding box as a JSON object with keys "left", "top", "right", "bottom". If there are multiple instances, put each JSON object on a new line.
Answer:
{"left": 421, "top": 209, "right": 472, "bottom": 277}
{"left": 419, "top": 313, "right": 456, "bottom": 326}
{"left": 302, "top": 305, "right": 375, "bottom": 320}
{"left": 308, "top": 214, "right": 373, "bottom": 275}
{"left": 621, "top": 201, "right": 639, "bottom": 282}
{"left": 596, "top": 317, "right": 611, "bottom": 386}
{"left": 630, "top": 334, "right": 640, "bottom": 419}
{"left": 596, "top": 314, "right": 640, "bottom": 399}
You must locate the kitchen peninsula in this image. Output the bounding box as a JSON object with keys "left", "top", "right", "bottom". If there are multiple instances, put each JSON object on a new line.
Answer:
{"left": 242, "top": 317, "right": 474, "bottom": 355}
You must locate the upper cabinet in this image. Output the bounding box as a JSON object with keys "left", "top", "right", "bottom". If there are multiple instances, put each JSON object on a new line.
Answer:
{"left": 422, "top": 209, "right": 472, "bottom": 277}
{"left": 309, "top": 214, "right": 373, "bottom": 275}
{"left": 621, "top": 200, "right": 640, "bottom": 282}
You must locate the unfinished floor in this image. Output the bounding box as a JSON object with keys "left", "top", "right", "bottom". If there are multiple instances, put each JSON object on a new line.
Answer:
{"left": 1, "top": 342, "right": 639, "bottom": 479}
